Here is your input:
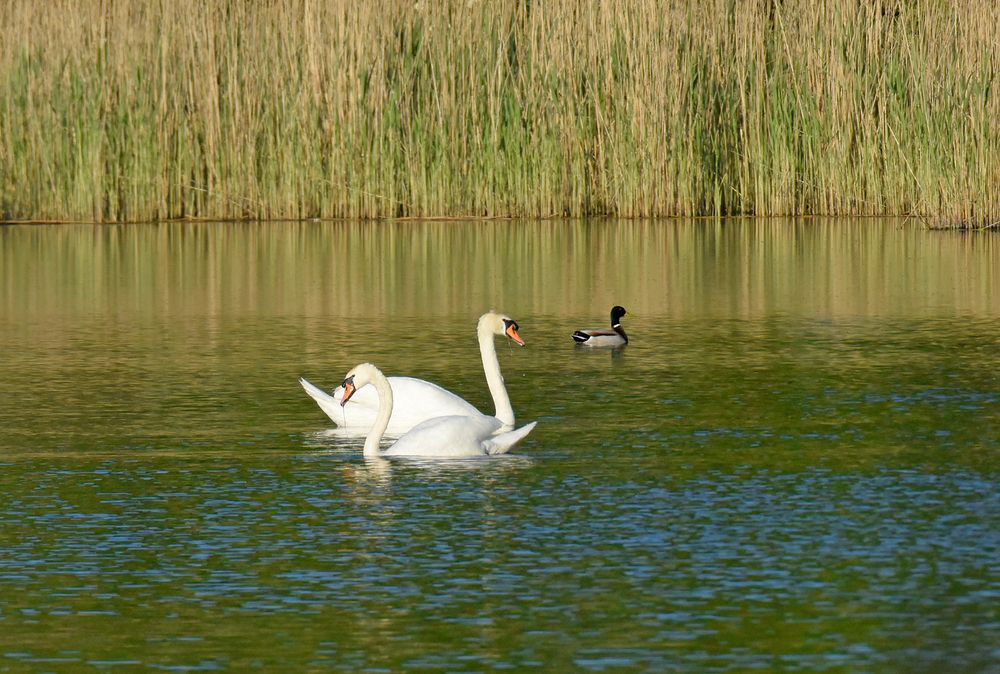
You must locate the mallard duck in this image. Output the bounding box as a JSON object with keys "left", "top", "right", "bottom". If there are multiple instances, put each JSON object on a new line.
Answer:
{"left": 572, "top": 305, "right": 628, "bottom": 347}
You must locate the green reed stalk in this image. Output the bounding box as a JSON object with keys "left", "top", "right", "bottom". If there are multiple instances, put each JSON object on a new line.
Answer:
{"left": 1, "top": 0, "right": 997, "bottom": 225}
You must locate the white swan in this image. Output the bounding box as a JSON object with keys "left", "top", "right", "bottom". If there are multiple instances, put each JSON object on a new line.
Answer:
{"left": 572, "top": 305, "right": 628, "bottom": 347}
{"left": 341, "top": 363, "right": 537, "bottom": 457}
{"left": 300, "top": 311, "right": 524, "bottom": 434}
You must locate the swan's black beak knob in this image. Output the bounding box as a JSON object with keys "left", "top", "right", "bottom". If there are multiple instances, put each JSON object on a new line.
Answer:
{"left": 503, "top": 319, "right": 525, "bottom": 346}
{"left": 340, "top": 376, "right": 357, "bottom": 406}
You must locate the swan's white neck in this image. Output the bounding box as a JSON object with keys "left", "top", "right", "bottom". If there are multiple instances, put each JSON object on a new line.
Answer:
{"left": 364, "top": 371, "right": 394, "bottom": 456}
{"left": 479, "top": 320, "right": 514, "bottom": 428}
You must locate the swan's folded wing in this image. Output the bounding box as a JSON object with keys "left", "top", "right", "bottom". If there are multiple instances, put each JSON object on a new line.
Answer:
{"left": 386, "top": 377, "right": 482, "bottom": 419}
{"left": 383, "top": 414, "right": 494, "bottom": 457}
{"left": 483, "top": 421, "right": 537, "bottom": 455}
{"left": 300, "top": 377, "right": 336, "bottom": 400}
{"left": 299, "top": 376, "right": 344, "bottom": 418}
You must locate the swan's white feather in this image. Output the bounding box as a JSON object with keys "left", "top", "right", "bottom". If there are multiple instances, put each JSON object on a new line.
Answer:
{"left": 341, "top": 363, "right": 537, "bottom": 458}
{"left": 383, "top": 417, "right": 537, "bottom": 457}
{"left": 300, "top": 376, "right": 479, "bottom": 435}
{"left": 483, "top": 421, "right": 538, "bottom": 455}
{"left": 383, "top": 414, "right": 504, "bottom": 457}
{"left": 301, "top": 311, "right": 520, "bottom": 434}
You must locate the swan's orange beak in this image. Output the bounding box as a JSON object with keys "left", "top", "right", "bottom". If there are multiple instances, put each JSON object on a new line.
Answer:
{"left": 340, "top": 382, "right": 357, "bottom": 406}
{"left": 506, "top": 324, "right": 525, "bottom": 346}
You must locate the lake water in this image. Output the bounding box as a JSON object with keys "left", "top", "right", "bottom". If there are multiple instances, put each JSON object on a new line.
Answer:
{"left": 1, "top": 219, "right": 999, "bottom": 672}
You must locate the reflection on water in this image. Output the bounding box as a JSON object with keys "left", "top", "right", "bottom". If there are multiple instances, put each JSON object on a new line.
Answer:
{"left": 1, "top": 219, "right": 999, "bottom": 671}
{"left": 4, "top": 219, "right": 999, "bottom": 321}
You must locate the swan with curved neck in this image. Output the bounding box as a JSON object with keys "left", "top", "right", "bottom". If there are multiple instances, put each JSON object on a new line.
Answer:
{"left": 572, "top": 306, "right": 628, "bottom": 347}
{"left": 300, "top": 311, "right": 524, "bottom": 434}
{"left": 340, "top": 363, "right": 537, "bottom": 457}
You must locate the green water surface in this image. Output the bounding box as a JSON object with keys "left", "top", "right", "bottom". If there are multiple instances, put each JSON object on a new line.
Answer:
{"left": 1, "top": 219, "right": 998, "bottom": 672}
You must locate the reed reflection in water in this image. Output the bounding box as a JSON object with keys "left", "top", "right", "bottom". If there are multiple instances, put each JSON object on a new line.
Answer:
{"left": 4, "top": 219, "right": 999, "bottom": 322}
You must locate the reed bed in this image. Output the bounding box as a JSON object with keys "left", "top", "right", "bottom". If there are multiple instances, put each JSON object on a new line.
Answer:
{"left": 1, "top": 0, "right": 998, "bottom": 224}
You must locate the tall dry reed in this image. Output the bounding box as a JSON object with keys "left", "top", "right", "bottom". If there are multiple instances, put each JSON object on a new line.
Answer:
{"left": 1, "top": 0, "right": 998, "bottom": 223}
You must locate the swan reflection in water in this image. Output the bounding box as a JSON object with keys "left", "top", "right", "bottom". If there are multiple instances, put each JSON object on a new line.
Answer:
{"left": 302, "top": 431, "right": 536, "bottom": 478}
{"left": 304, "top": 438, "right": 534, "bottom": 497}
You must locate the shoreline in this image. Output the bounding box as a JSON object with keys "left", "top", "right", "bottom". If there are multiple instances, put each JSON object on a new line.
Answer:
{"left": 2, "top": 215, "right": 996, "bottom": 231}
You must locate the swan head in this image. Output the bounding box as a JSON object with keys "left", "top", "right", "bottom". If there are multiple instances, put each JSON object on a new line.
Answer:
{"left": 340, "top": 362, "right": 382, "bottom": 406}
{"left": 610, "top": 305, "right": 627, "bottom": 327}
{"left": 479, "top": 311, "right": 525, "bottom": 346}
